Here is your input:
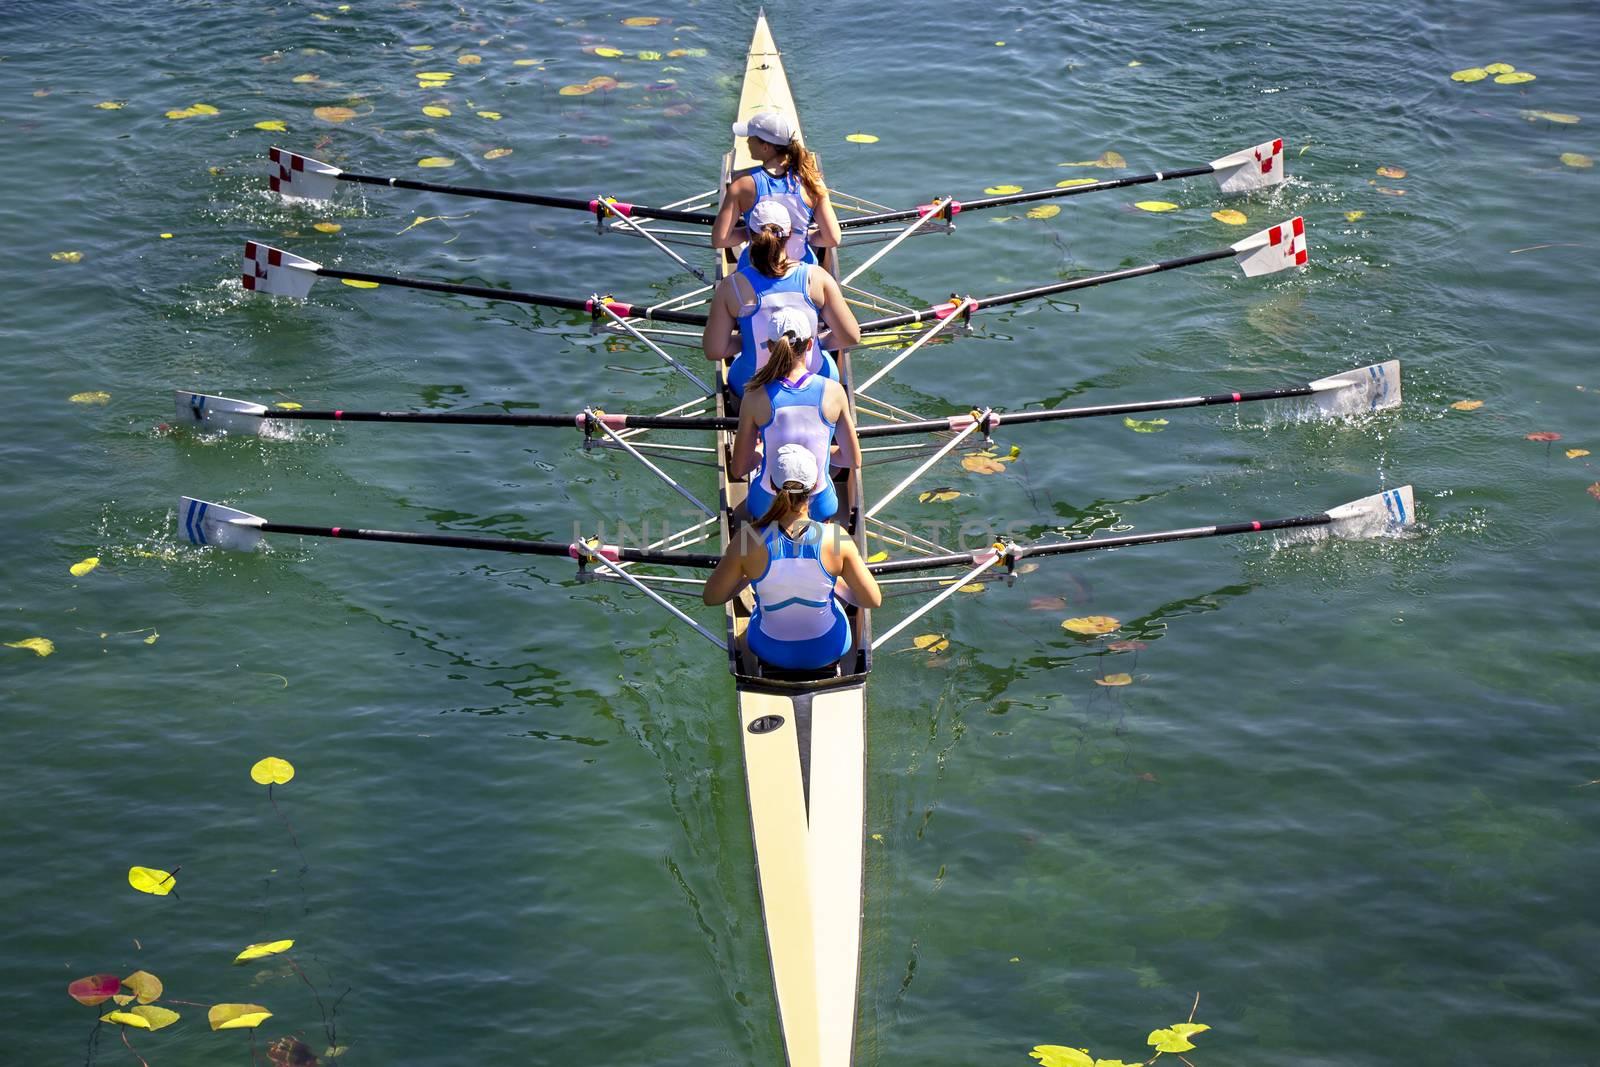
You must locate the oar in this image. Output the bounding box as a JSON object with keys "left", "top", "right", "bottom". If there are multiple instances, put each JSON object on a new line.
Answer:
{"left": 172, "top": 392, "right": 737, "bottom": 436}
{"left": 175, "top": 496, "right": 719, "bottom": 567}
{"left": 838, "top": 138, "right": 1287, "bottom": 230}
{"left": 868, "top": 486, "right": 1417, "bottom": 576}
{"left": 266, "top": 147, "right": 718, "bottom": 225}
{"left": 855, "top": 216, "right": 1306, "bottom": 332}
{"left": 854, "top": 361, "right": 1401, "bottom": 439}
{"left": 240, "top": 241, "right": 710, "bottom": 325}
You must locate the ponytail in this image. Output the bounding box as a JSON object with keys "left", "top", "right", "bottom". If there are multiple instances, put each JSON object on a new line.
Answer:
{"left": 749, "top": 222, "right": 792, "bottom": 278}
{"left": 756, "top": 484, "right": 813, "bottom": 530}
{"left": 747, "top": 334, "right": 810, "bottom": 392}
{"left": 773, "top": 137, "right": 826, "bottom": 205}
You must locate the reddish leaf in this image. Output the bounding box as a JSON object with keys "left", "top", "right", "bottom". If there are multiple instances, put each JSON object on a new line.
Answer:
{"left": 1029, "top": 595, "right": 1068, "bottom": 611}
{"left": 268, "top": 1036, "right": 320, "bottom": 1066}
{"left": 1525, "top": 431, "right": 1562, "bottom": 442}
{"left": 68, "top": 974, "right": 122, "bottom": 1006}
{"left": 1587, "top": 482, "right": 1600, "bottom": 502}
{"left": 1107, "top": 640, "right": 1148, "bottom": 652}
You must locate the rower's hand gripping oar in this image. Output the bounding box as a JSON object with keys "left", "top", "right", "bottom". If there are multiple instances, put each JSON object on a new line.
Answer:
{"left": 838, "top": 138, "right": 1288, "bottom": 230}
{"left": 854, "top": 216, "right": 1307, "bottom": 333}
{"left": 266, "top": 147, "right": 719, "bottom": 226}
{"left": 239, "top": 241, "right": 710, "bottom": 325}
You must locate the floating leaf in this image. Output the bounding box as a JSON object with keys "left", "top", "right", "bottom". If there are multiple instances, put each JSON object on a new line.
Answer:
{"left": 417, "top": 79, "right": 448, "bottom": 88}
{"left": 70, "top": 557, "right": 100, "bottom": 577}
{"left": 291, "top": 73, "right": 318, "bottom": 83}
{"left": 513, "top": 58, "right": 540, "bottom": 66}
{"left": 1450, "top": 67, "right": 1487, "bottom": 82}
{"left": 313, "top": 106, "right": 357, "bottom": 123}
{"left": 661, "top": 104, "right": 692, "bottom": 118}
{"left": 918, "top": 489, "right": 961, "bottom": 504}
{"left": 5, "top": 637, "right": 54, "bottom": 657}
{"left": 476, "top": 110, "right": 502, "bottom": 120}
{"left": 409, "top": 44, "right": 434, "bottom": 52}
{"left": 457, "top": 54, "right": 482, "bottom": 65}
{"left": 1345, "top": 210, "right": 1365, "bottom": 221}
{"left": 422, "top": 105, "right": 451, "bottom": 117}
{"left": 1123, "top": 416, "right": 1169, "bottom": 432}
{"left": 1095, "top": 673, "right": 1134, "bottom": 686}
{"left": 122, "top": 971, "right": 163, "bottom": 1004}
{"left": 1148, "top": 1023, "right": 1211, "bottom": 1053}
{"left": 160, "top": 232, "right": 173, "bottom": 238}
{"left": 984, "top": 184, "right": 1023, "bottom": 194}
{"left": 484, "top": 147, "right": 513, "bottom": 159}
{"left": 128, "top": 866, "right": 176, "bottom": 896}
{"left": 1107, "top": 640, "right": 1148, "bottom": 652}
{"left": 593, "top": 46, "right": 624, "bottom": 58}
{"left": 912, "top": 634, "right": 950, "bottom": 654}
{"left": 94, "top": 100, "right": 126, "bottom": 110}
{"left": 1495, "top": 71, "right": 1535, "bottom": 84}
{"left": 866, "top": 550, "right": 889, "bottom": 563}
{"left": 1134, "top": 201, "right": 1178, "bottom": 212}
{"left": 1377, "top": 186, "right": 1406, "bottom": 196}
{"left": 52, "top": 251, "right": 85, "bottom": 263}
{"left": 1055, "top": 178, "right": 1098, "bottom": 188}
{"left": 1059, "top": 151, "right": 1125, "bottom": 168}
{"left": 845, "top": 132, "right": 879, "bottom": 143}
{"left": 1128, "top": 60, "right": 1143, "bottom": 67}
{"left": 1566, "top": 448, "right": 1589, "bottom": 459}
{"left": 1027, "top": 204, "right": 1061, "bottom": 219}
{"left": 559, "top": 84, "right": 595, "bottom": 96}
{"left": 1029, "top": 1046, "right": 1094, "bottom": 1067}
{"left": 1525, "top": 431, "right": 1563, "bottom": 442}
{"left": 70, "top": 391, "right": 112, "bottom": 407}
{"left": 340, "top": 278, "right": 379, "bottom": 288}
{"left": 143, "top": 632, "right": 159, "bottom": 645}
{"left": 1450, "top": 399, "right": 1483, "bottom": 411}
{"left": 587, "top": 75, "right": 620, "bottom": 90}
{"left": 1063, "top": 616, "right": 1119, "bottom": 635}
{"left": 313, "top": 221, "right": 341, "bottom": 233}
{"left": 963, "top": 454, "right": 1007, "bottom": 474}
{"left": 251, "top": 756, "right": 296, "bottom": 785}
{"left": 637, "top": 50, "right": 663, "bottom": 61}
{"left": 1377, "top": 165, "right": 1406, "bottom": 178}
{"left": 254, "top": 119, "right": 288, "bottom": 132}
{"left": 100, "top": 1010, "right": 154, "bottom": 1029}
{"left": 1484, "top": 63, "right": 1516, "bottom": 74}
{"left": 208, "top": 1003, "right": 273, "bottom": 1031}
{"left": 1560, "top": 152, "right": 1594, "bottom": 169}
{"left": 1523, "top": 110, "right": 1580, "bottom": 124}
{"left": 1588, "top": 482, "right": 1600, "bottom": 502}
{"left": 622, "top": 16, "right": 662, "bottom": 25}
{"left": 416, "top": 71, "right": 454, "bottom": 80}
{"left": 1030, "top": 595, "right": 1068, "bottom": 611}
{"left": 268, "top": 1036, "right": 319, "bottom": 1065}
{"left": 1211, "top": 208, "right": 1247, "bottom": 225}
{"left": 234, "top": 938, "right": 295, "bottom": 963}
{"left": 417, "top": 156, "right": 455, "bottom": 168}
{"left": 123, "top": 1006, "right": 180, "bottom": 1030}
{"left": 68, "top": 974, "right": 122, "bottom": 1006}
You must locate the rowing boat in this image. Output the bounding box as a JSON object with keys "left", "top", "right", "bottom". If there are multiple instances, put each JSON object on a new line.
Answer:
{"left": 175, "top": 13, "right": 1419, "bottom": 1065}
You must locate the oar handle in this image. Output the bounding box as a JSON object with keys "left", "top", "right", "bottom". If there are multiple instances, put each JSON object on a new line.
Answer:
{"left": 338, "top": 171, "right": 718, "bottom": 225}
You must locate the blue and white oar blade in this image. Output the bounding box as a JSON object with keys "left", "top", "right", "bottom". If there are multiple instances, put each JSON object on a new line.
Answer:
{"left": 242, "top": 241, "right": 321, "bottom": 298}
{"left": 178, "top": 497, "right": 267, "bottom": 552}
{"left": 1231, "top": 216, "right": 1307, "bottom": 277}
{"left": 268, "top": 147, "right": 342, "bottom": 200}
{"left": 1308, "top": 360, "right": 1403, "bottom": 416}
{"left": 1326, "top": 485, "right": 1416, "bottom": 539}
{"left": 173, "top": 390, "right": 269, "bottom": 434}
{"left": 1210, "top": 138, "right": 1287, "bottom": 194}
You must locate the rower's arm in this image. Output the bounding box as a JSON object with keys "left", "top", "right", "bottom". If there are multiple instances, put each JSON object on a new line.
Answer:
{"left": 702, "top": 283, "right": 739, "bottom": 362}
{"left": 703, "top": 545, "right": 751, "bottom": 606}
{"left": 814, "top": 272, "right": 862, "bottom": 351}
{"left": 732, "top": 399, "right": 762, "bottom": 478}
{"left": 712, "top": 174, "right": 754, "bottom": 250}
{"left": 829, "top": 383, "right": 862, "bottom": 469}
{"left": 810, "top": 189, "right": 842, "bottom": 250}
{"left": 834, "top": 539, "right": 883, "bottom": 609}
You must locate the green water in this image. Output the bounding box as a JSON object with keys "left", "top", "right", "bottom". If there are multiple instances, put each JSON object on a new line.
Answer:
{"left": 3, "top": 1, "right": 1598, "bottom": 1063}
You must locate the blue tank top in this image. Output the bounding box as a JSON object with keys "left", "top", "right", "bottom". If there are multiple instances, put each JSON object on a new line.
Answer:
{"left": 727, "top": 264, "right": 837, "bottom": 397}
{"left": 739, "top": 168, "right": 817, "bottom": 269}
{"left": 745, "top": 373, "right": 840, "bottom": 524}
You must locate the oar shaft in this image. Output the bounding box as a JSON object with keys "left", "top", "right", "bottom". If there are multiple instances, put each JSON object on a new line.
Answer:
{"left": 854, "top": 248, "right": 1234, "bottom": 332}
{"left": 256, "top": 522, "right": 720, "bottom": 567}
{"left": 991, "top": 385, "right": 1317, "bottom": 427}
{"left": 261, "top": 409, "right": 579, "bottom": 427}
{"left": 837, "top": 164, "right": 1215, "bottom": 229}
{"left": 336, "top": 171, "right": 718, "bottom": 225}
{"left": 312, "top": 267, "right": 710, "bottom": 326}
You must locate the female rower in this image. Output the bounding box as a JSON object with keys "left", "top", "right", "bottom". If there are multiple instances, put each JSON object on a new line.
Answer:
{"left": 733, "top": 306, "right": 860, "bottom": 523}
{"left": 712, "top": 108, "right": 842, "bottom": 270}
{"left": 703, "top": 444, "right": 881, "bottom": 671}
{"left": 702, "top": 199, "right": 861, "bottom": 399}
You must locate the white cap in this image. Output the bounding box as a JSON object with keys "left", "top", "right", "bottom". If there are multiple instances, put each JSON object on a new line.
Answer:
{"left": 733, "top": 109, "right": 795, "bottom": 146}
{"left": 772, "top": 443, "right": 820, "bottom": 489}
{"left": 746, "top": 199, "right": 792, "bottom": 235}
{"left": 767, "top": 306, "right": 813, "bottom": 342}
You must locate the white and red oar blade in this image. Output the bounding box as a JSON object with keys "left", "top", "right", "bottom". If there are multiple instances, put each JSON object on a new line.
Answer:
{"left": 178, "top": 497, "right": 266, "bottom": 552}
{"left": 1326, "top": 485, "right": 1415, "bottom": 539}
{"left": 268, "top": 147, "right": 341, "bottom": 200}
{"left": 173, "top": 390, "right": 269, "bottom": 434}
{"left": 1231, "top": 216, "right": 1307, "bottom": 277}
{"left": 1309, "top": 360, "right": 1403, "bottom": 416}
{"left": 1210, "top": 138, "right": 1286, "bottom": 194}
{"left": 242, "top": 241, "right": 321, "bottom": 298}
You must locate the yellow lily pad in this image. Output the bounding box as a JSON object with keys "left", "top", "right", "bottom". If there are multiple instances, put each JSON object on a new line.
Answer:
{"left": 250, "top": 756, "right": 296, "bottom": 785}
{"left": 1027, "top": 204, "right": 1061, "bottom": 219}
{"left": 208, "top": 1003, "right": 272, "bottom": 1031}
{"left": 122, "top": 972, "right": 163, "bottom": 1004}
{"left": 422, "top": 105, "right": 451, "bottom": 117}
{"left": 5, "top": 637, "right": 54, "bottom": 657}
{"left": 1450, "top": 67, "right": 1487, "bottom": 83}
{"left": 457, "top": 54, "right": 482, "bottom": 65}
{"left": 1123, "top": 416, "right": 1169, "bottom": 432}
{"left": 1566, "top": 449, "right": 1590, "bottom": 459}
{"left": 128, "top": 866, "right": 176, "bottom": 896}
{"left": 341, "top": 278, "right": 380, "bottom": 289}
{"left": 622, "top": 16, "right": 661, "bottom": 25}
{"left": 313, "top": 106, "right": 357, "bottom": 122}
{"left": 70, "top": 557, "right": 100, "bottom": 577}
{"left": 416, "top": 71, "right": 454, "bottom": 80}
{"left": 313, "top": 222, "right": 341, "bottom": 233}
{"left": 94, "top": 101, "right": 125, "bottom": 109}
{"left": 291, "top": 73, "right": 318, "bottom": 83}
{"left": 912, "top": 634, "right": 951, "bottom": 654}
{"left": 845, "top": 132, "right": 878, "bottom": 143}
{"left": 559, "top": 84, "right": 595, "bottom": 96}
{"left": 1377, "top": 165, "right": 1406, "bottom": 178}
{"left": 1484, "top": 63, "right": 1515, "bottom": 74}
{"left": 1560, "top": 152, "right": 1593, "bottom": 168}
{"left": 984, "top": 184, "right": 1023, "bottom": 194}
{"left": 918, "top": 489, "right": 961, "bottom": 504}
{"left": 69, "top": 390, "right": 110, "bottom": 403}
{"left": 1345, "top": 210, "right": 1365, "bottom": 221}
{"left": 476, "top": 110, "right": 502, "bottom": 120}
{"left": 484, "top": 147, "right": 513, "bottom": 159}
{"left": 963, "top": 454, "right": 1007, "bottom": 474}
{"left": 1450, "top": 399, "right": 1484, "bottom": 411}
{"left": 1063, "top": 616, "right": 1119, "bottom": 635}
{"left": 1055, "top": 178, "right": 1099, "bottom": 188}
{"left": 513, "top": 58, "right": 539, "bottom": 66}
{"left": 866, "top": 550, "right": 889, "bottom": 563}
{"left": 409, "top": 44, "right": 433, "bottom": 52}
{"left": 254, "top": 119, "right": 288, "bottom": 132}
{"left": 637, "top": 50, "right": 662, "bottom": 61}
{"left": 417, "top": 156, "right": 455, "bottom": 168}
{"left": 1522, "top": 110, "right": 1579, "bottom": 124}
{"left": 593, "top": 46, "right": 624, "bottom": 57}
{"left": 1211, "top": 208, "right": 1248, "bottom": 225}
{"left": 1134, "top": 201, "right": 1179, "bottom": 212}
{"left": 234, "top": 938, "right": 295, "bottom": 963}
{"left": 1095, "top": 673, "right": 1134, "bottom": 686}
{"left": 1495, "top": 71, "right": 1536, "bottom": 84}
{"left": 53, "top": 251, "right": 85, "bottom": 263}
